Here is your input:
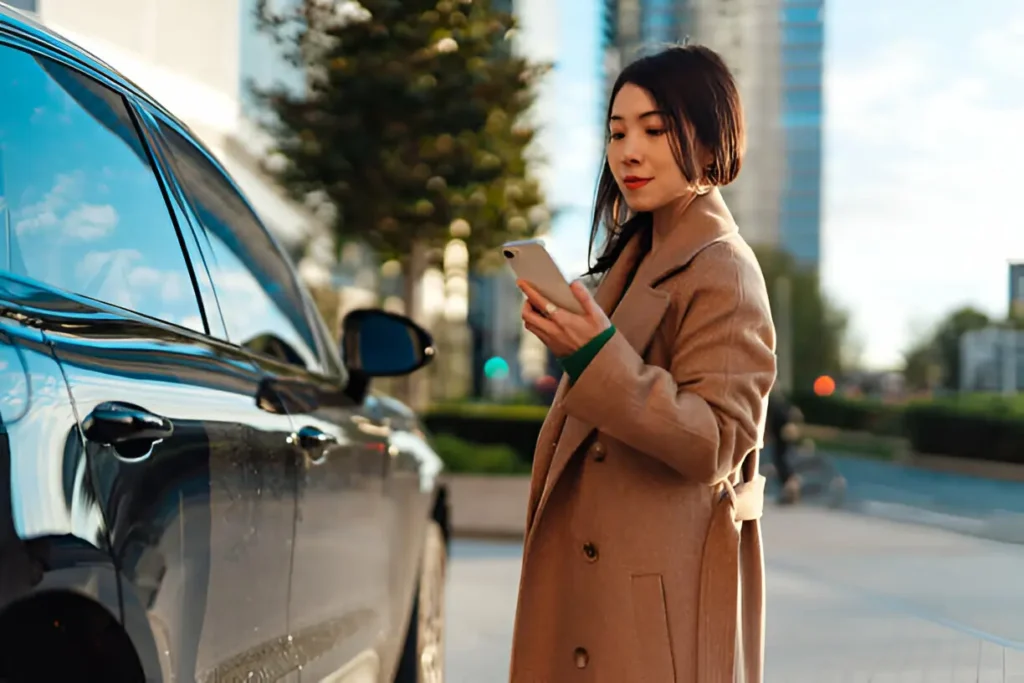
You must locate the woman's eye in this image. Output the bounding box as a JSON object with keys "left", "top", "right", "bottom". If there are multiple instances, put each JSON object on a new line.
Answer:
{"left": 609, "top": 132, "right": 624, "bottom": 140}
{"left": 647, "top": 128, "right": 667, "bottom": 137}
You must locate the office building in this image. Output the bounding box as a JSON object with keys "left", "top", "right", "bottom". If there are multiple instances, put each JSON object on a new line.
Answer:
{"left": 1010, "top": 262, "right": 1024, "bottom": 319}
{"left": 960, "top": 327, "right": 1024, "bottom": 394}
{"left": 601, "top": 0, "right": 823, "bottom": 270}
{"left": 779, "top": 0, "right": 824, "bottom": 266}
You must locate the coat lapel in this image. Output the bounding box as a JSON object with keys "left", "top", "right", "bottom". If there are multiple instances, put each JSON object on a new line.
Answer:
{"left": 523, "top": 233, "right": 645, "bottom": 533}
{"left": 535, "top": 264, "right": 671, "bottom": 522}
{"left": 528, "top": 188, "right": 741, "bottom": 536}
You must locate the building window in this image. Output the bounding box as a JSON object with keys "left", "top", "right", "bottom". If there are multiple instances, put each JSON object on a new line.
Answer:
{"left": 781, "top": 6, "right": 822, "bottom": 25}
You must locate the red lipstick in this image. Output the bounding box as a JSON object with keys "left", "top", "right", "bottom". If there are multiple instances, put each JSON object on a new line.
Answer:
{"left": 623, "top": 176, "right": 652, "bottom": 190}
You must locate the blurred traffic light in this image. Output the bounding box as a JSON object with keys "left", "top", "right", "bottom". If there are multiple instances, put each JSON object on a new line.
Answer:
{"left": 813, "top": 374, "right": 836, "bottom": 396}
{"left": 484, "top": 356, "right": 510, "bottom": 380}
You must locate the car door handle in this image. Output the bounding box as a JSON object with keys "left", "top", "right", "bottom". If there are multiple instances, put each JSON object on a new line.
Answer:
{"left": 295, "top": 425, "right": 338, "bottom": 451}
{"left": 83, "top": 401, "right": 174, "bottom": 446}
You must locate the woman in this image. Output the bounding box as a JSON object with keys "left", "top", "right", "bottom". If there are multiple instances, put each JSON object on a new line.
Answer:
{"left": 510, "top": 45, "right": 777, "bottom": 683}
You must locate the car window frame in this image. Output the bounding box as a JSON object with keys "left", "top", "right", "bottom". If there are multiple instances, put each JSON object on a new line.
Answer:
{"left": 0, "top": 34, "right": 211, "bottom": 337}
{"left": 142, "top": 110, "right": 346, "bottom": 383}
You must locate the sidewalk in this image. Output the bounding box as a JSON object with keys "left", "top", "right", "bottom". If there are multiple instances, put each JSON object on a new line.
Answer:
{"left": 764, "top": 506, "right": 1024, "bottom": 682}
{"left": 446, "top": 507, "right": 1024, "bottom": 682}
{"left": 828, "top": 453, "right": 1024, "bottom": 544}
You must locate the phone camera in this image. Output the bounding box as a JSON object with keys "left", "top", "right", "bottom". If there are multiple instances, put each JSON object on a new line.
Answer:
{"left": 502, "top": 249, "right": 514, "bottom": 259}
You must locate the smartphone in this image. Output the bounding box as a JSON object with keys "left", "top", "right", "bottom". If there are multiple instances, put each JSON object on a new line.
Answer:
{"left": 502, "top": 239, "right": 584, "bottom": 315}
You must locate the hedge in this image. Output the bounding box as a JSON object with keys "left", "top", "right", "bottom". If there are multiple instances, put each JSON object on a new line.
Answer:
{"left": 789, "top": 392, "right": 905, "bottom": 436}
{"left": 424, "top": 403, "right": 546, "bottom": 464}
{"left": 901, "top": 396, "right": 1024, "bottom": 464}
{"left": 426, "top": 394, "right": 1024, "bottom": 467}
{"left": 429, "top": 433, "right": 531, "bottom": 475}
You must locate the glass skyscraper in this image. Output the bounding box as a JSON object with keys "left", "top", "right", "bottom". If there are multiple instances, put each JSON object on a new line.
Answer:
{"left": 779, "top": 0, "right": 824, "bottom": 267}
{"left": 602, "top": 0, "right": 825, "bottom": 271}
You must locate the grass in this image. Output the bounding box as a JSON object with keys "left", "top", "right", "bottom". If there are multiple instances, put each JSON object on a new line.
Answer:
{"left": 801, "top": 425, "right": 907, "bottom": 461}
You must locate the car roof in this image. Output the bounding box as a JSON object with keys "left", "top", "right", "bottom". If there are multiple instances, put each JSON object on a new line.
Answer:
{"left": 0, "top": 1, "right": 188, "bottom": 131}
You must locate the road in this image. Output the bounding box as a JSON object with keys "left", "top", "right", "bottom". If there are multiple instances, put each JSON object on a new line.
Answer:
{"left": 445, "top": 506, "right": 1024, "bottom": 682}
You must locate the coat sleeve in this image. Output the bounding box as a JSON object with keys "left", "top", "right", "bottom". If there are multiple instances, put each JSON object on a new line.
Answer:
{"left": 560, "top": 251, "right": 777, "bottom": 484}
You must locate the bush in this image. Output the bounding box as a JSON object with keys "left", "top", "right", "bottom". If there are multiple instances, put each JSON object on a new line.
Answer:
{"left": 903, "top": 396, "right": 1024, "bottom": 464}
{"left": 429, "top": 433, "right": 532, "bottom": 475}
{"left": 425, "top": 403, "right": 547, "bottom": 464}
{"left": 426, "top": 393, "right": 1024, "bottom": 468}
{"left": 790, "top": 392, "right": 904, "bottom": 436}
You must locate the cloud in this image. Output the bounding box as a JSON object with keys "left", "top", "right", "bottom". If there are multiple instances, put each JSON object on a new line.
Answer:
{"left": 13, "top": 171, "right": 118, "bottom": 241}
{"left": 62, "top": 204, "right": 119, "bottom": 240}
{"left": 823, "top": 17, "right": 1024, "bottom": 368}
{"left": 973, "top": 17, "right": 1024, "bottom": 77}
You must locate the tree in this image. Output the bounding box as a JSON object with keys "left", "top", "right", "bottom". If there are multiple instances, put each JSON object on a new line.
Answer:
{"left": 902, "top": 306, "right": 991, "bottom": 391}
{"left": 253, "top": 0, "right": 550, "bottom": 314}
{"left": 902, "top": 334, "right": 942, "bottom": 392}
{"left": 753, "top": 247, "right": 849, "bottom": 393}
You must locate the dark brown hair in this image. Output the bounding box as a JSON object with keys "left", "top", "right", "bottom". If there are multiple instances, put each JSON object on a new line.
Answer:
{"left": 586, "top": 44, "right": 745, "bottom": 276}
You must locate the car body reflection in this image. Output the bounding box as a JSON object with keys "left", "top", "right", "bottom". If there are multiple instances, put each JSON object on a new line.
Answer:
{"left": 0, "top": 8, "right": 449, "bottom": 682}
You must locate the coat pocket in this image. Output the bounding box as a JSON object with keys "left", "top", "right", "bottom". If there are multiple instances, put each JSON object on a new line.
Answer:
{"left": 630, "top": 573, "right": 677, "bottom": 683}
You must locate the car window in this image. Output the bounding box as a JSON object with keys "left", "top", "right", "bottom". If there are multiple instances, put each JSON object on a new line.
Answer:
{"left": 154, "top": 120, "right": 322, "bottom": 372}
{"left": 0, "top": 46, "right": 203, "bottom": 331}
{"left": 305, "top": 290, "right": 344, "bottom": 378}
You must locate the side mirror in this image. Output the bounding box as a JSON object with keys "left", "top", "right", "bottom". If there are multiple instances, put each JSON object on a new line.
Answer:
{"left": 341, "top": 308, "right": 436, "bottom": 377}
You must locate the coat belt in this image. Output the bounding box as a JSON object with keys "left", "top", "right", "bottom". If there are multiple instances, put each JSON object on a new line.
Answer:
{"left": 696, "top": 473, "right": 766, "bottom": 683}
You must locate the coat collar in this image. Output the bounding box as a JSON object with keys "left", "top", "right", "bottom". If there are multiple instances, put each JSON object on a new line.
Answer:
{"left": 642, "top": 187, "right": 738, "bottom": 288}
{"left": 564, "top": 187, "right": 739, "bottom": 383}
{"left": 527, "top": 188, "right": 740, "bottom": 536}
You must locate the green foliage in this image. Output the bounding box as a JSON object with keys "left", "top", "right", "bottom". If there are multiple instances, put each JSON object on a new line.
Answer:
{"left": 430, "top": 432, "right": 531, "bottom": 474}
{"left": 901, "top": 306, "right": 991, "bottom": 391}
{"left": 430, "top": 401, "right": 548, "bottom": 420}
{"left": 427, "top": 391, "right": 1024, "bottom": 468}
{"left": 753, "top": 247, "right": 849, "bottom": 392}
{"left": 424, "top": 402, "right": 545, "bottom": 462}
{"left": 253, "top": 0, "right": 550, "bottom": 265}
{"left": 791, "top": 392, "right": 905, "bottom": 436}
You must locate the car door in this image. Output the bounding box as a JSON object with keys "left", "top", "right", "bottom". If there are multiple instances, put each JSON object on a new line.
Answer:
{"left": 0, "top": 45, "right": 300, "bottom": 682}
{"left": 148, "top": 115, "right": 396, "bottom": 681}
{"left": 0, "top": 288, "right": 115, "bottom": 621}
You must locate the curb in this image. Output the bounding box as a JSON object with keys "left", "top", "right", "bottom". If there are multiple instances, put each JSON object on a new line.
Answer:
{"left": 440, "top": 474, "right": 529, "bottom": 540}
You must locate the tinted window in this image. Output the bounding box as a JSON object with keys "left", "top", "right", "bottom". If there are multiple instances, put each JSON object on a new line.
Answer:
{"left": 155, "top": 121, "right": 321, "bottom": 371}
{"left": 0, "top": 47, "right": 203, "bottom": 331}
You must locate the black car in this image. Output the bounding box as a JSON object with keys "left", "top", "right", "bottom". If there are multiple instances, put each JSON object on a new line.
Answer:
{"left": 0, "top": 4, "right": 448, "bottom": 682}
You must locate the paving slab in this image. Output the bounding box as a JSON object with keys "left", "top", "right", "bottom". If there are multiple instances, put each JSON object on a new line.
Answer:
{"left": 446, "top": 506, "right": 1024, "bottom": 682}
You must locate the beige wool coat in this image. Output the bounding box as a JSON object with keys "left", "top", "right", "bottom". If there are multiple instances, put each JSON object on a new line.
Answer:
{"left": 509, "top": 188, "right": 777, "bottom": 683}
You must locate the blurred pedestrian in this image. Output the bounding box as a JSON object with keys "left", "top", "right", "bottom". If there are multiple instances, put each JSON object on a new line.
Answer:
{"left": 767, "top": 389, "right": 802, "bottom": 504}
{"left": 511, "top": 45, "right": 776, "bottom": 683}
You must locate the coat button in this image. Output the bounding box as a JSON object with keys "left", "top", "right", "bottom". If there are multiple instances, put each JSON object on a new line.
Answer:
{"left": 582, "top": 542, "right": 598, "bottom": 562}
{"left": 573, "top": 646, "right": 589, "bottom": 668}
{"left": 592, "top": 442, "right": 606, "bottom": 462}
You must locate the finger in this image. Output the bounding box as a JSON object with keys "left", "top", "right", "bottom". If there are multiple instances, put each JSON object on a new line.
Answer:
{"left": 517, "top": 280, "right": 552, "bottom": 314}
{"left": 570, "top": 281, "right": 598, "bottom": 316}
{"left": 522, "top": 301, "right": 561, "bottom": 336}
{"left": 522, "top": 300, "right": 546, "bottom": 324}
{"left": 523, "top": 321, "right": 553, "bottom": 347}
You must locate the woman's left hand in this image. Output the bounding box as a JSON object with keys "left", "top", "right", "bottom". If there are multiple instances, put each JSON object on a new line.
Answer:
{"left": 518, "top": 280, "right": 612, "bottom": 357}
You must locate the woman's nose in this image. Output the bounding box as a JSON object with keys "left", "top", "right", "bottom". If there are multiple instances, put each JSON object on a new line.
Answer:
{"left": 620, "top": 137, "right": 642, "bottom": 165}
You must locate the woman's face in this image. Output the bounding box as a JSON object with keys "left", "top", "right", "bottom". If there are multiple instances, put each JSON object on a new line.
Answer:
{"left": 607, "top": 83, "right": 690, "bottom": 212}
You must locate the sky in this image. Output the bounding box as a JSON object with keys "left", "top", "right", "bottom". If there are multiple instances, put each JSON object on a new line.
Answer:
{"left": 528, "top": 0, "right": 1024, "bottom": 371}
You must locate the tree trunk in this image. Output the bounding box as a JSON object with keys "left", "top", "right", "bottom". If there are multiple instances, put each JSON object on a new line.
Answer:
{"left": 397, "top": 239, "right": 430, "bottom": 411}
